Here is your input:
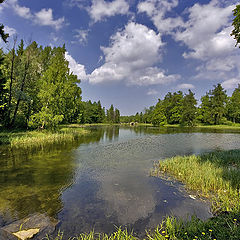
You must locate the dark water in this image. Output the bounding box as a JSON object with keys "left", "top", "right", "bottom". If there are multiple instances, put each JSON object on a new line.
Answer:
{"left": 1, "top": 126, "right": 240, "bottom": 237}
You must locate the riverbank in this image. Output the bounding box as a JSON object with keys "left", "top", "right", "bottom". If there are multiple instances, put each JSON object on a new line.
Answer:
{"left": 150, "top": 150, "right": 240, "bottom": 239}
{"left": 0, "top": 126, "right": 89, "bottom": 148}
{"left": 164, "top": 123, "right": 240, "bottom": 130}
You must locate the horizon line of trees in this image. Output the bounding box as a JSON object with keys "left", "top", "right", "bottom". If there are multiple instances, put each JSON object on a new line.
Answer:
{"left": 0, "top": 40, "right": 120, "bottom": 130}
{"left": 121, "top": 84, "right": 240, "bottom": 126}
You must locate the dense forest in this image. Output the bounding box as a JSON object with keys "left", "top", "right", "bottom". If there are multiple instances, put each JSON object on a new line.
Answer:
{"left": 121, "top": 84, "right": 240, "bottom": 126}
{"left": 0, "top": 40, "right": 120, "bottom": 130}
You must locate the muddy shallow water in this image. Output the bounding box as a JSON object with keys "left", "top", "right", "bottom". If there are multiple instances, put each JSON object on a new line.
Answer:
{"left": 1, "top": 126, "right": 240, "bottom": 237}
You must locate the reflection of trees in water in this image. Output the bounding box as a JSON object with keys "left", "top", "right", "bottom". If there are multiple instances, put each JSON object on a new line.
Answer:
{"left": 0, "top": 146, "right": 75, "bottom": 223}
{"left": 0, "top": 130, "right": 107, "bottom": 224}
{"left": 0, "top": 132, "right": 105, "bottom": 225}
{"left": 87, "top": 126, "right": 120, "bottom": 142}
{"left": 105, "top": 126, "right": 119, "bottom": 141}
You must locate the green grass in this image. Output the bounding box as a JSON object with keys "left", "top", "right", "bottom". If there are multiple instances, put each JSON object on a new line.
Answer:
{"left": 44, "top": 228, "right": 138, "bottom": 240}
{"left": 44, "top": 215, "right": 240, "bottom": 240}
{"left": 164, "top": 123, "right": 240, "bottom": 130}
{"left": 152, "top": 150, "right": 240, "bottom": 214}
{"left": 0, "top": 126, "right": 89, "bottom": 148}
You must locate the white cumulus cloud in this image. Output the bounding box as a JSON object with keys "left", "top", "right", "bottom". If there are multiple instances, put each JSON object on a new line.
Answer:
{"left": 2, "top": 0, "right": 64, "bottom": 30}
{"left": 65, "top": 52, "right": 88, "bottom": 81}
{"left": 175, "top": 0, "right": 235, "bottom": 60}
{"left": 138, "top": 0, "right": 183, "bottom": 34}
{"left": 177, "top": 83, "right": 195, "bottom": 90}
{"left": 34, "top": 9, "right": 65, "bottom": 30}
{"left": 89, "top": 0, "right": 129, "bottom": 22}
{"left": 222, "top": 78, "right": 240, "bottom": 90}
{"left": 89, "top": 22, "right": 180, "bottom": 86}
{"left": 4, "top": 26, "right": 17, "bottom": 36}
{"left": 147, "top": 89, "right": 158, "bottom": 95}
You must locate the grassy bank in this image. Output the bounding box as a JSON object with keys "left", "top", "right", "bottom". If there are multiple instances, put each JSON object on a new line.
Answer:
{"left": 46, "top": 213, "right": 240, "bottom": 240}
{"left": 149, "top": 150, "right": 240, "bottom": 239}
{"left": 0, "top": 126, "right": 89, "bottom": 148}
{"left": 164, "top": 123, "right": 240, "bottom": 130}
{"left": 152, "top": 150, "right": 240, "bottom": 213}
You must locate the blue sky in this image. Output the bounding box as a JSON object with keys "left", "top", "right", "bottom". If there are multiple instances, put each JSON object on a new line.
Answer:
{"left": 1, "top": 0, "right": 240, "bottom": 115}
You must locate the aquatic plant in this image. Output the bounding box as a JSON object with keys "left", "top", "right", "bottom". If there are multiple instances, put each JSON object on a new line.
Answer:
{"left": 152, "top": 150, "right": 240, "bottom": 213}
{"left": 0, "top": 126, "right": 89, "bottom": 148}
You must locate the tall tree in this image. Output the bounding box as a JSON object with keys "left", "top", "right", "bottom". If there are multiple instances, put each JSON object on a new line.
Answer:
{"left": 226, "top": 84, "right": 240, "bottom": 123}
{"left": 180, "top": 90, "right": 197, "bottom": 126}
{"left": 30, "top": 45, "right": 82, "bottom": 129}
{"left": 152, "top": 99, "right": 167, "bottom": 126}
{"left": 114, "top": 108, "right": 120, "bottom": 123}
{"left": 210, "top": 84, "right": 228, "bottom": 125}
{"left": 163, "top": 91, "right": 183, "bottom": 124}
{"left": 198, "top": 93, "right": 213, "bottom": 124}
{"left": 0, "top": 1, "right": 9, "bottom": 43}
{"left": 231, "top": 4, "right": 240, "bottom": 47}
{"left": 107, "top": 104, "right": 115, "bottom": 123}
{"left": 198, "top": 84, "right": 227, "bottom": 125}
{"left": 0, "top": 49, "right": 7, "bottom": 122}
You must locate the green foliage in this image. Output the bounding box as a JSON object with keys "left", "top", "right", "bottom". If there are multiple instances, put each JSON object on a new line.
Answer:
{"left": 226, "top": 84, "right": 240, "bottom": 123}
{"left": 180, "top": 90, "right": 197, "bottom": 126}
{"left": 28, "top": 108, "right": 64, "bottom": 131}
{"left": 115, "top": 108, "right": 120, "bottom": 123}
{"left": 0, "top": 40, "right": 110, "bottom": 129}
{"left": 163, "top": 91, "right": 183, "bottom": 124}
{"left": 152, "top": 100, "right": 167, "bottom": 126}
{"left": 231, "top": 4, "right": 240, "bottom": 47}
{"left": 0, "top": 24, "right": 9, "bottom": 43}
{"left": 79, "top": 100, "right": 106, "bottom": 124}
{"left": 106, "top": 104, "right": 120, "bottom": 123}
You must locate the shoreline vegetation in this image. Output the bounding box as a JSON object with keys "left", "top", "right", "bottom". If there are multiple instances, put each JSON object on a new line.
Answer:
{"left": 1, "top": 123, "right": 240, "bottom": 148}
{"left": 0, "top": 125, "right": 89, "bottom": 148}
{"left": 46, "top": 149, "right": 239, "bottom": 240}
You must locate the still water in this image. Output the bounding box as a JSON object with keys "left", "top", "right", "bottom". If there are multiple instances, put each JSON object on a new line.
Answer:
{"left": 1, "top": 126, "right": 240, "bottom": 237}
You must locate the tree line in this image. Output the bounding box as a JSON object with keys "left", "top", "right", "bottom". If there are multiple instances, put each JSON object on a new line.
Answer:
{"left": 0, "top": 40, "right": 120, "bottom": 130}
{"left": 121, "top": 84, "right": 240, "bottom": 126}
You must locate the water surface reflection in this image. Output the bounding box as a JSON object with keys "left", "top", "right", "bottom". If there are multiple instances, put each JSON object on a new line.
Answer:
{"left": 1, "top": 126, "right": 240, "bottom": 236}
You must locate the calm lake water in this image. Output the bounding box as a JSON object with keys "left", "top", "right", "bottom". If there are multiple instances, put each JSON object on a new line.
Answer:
{"left": 1, "top": 126, "right": 240, "bottom": 237}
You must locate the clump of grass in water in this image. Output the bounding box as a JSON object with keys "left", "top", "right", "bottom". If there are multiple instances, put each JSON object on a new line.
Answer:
{"left": 152, "top": 150, "right": 240, "bottom": 214}
{"left": 0, "top": 127, "right": 89, "bottom": 148}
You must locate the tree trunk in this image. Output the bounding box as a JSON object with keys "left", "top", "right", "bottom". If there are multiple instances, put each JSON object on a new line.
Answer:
{"left": 6, "top": 41, "right": 16, "bottom": 127}
{"left": 10, "top": 59, "right": 29, "bottom": 127}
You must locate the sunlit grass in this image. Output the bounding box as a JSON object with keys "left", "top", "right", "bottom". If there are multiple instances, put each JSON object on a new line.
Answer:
{"left": 152, "top": 150, "right": 240, "bottom": 213}
{"left": 0, "top": 126, "right": 89, "bottom": 148}
{"left": 43, "top": 216, "right": 240, "bottom": 240}
{"left": 44, "top": 228, "right": 138, "bottom": 240}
